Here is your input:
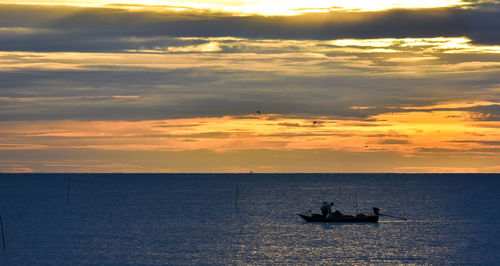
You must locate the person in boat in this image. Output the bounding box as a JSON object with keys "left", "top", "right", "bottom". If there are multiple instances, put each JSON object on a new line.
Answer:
{"left": 320, "top": 202, "right": 334, "bottom": 218}
{"left": 320, "top": 202, "right": 328, "bottom": 217}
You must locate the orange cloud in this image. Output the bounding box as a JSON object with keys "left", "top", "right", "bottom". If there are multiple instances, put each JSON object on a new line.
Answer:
{"left": 0, "top": 106, "right": 498, "bottom": 157}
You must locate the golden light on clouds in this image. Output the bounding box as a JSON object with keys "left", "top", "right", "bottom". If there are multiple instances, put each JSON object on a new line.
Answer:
{"left": 2, "top": 37, "right": 500, "bottom": 76}
{"left": 6, "top": 0, "right": 468, "bottom": 15}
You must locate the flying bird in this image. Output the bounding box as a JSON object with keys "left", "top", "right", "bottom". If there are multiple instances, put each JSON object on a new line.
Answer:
{"left": 256, "top": 110, "right": 261, "bottom": 115}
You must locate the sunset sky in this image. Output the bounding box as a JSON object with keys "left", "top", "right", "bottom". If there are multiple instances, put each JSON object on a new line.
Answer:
{"left": 1, "top": 0, "right": 499, "bottom": 172}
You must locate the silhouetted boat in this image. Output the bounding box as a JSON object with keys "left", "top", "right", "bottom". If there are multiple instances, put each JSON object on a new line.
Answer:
{"left": 297, "top": 207, "right": 380, "bottom": 223}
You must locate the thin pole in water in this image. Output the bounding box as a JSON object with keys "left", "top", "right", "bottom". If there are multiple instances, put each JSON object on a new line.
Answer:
{"left": 67, "top": 176, "right": 71, "bottom": 203}
{"left": 355, "top": 192, "right": 358, "bottom": 215}
{"left": 0, "top": 214, "right": 5, "bottom": 250}
{"left": 234, "top": 180, "right": 239, "bottom": 209}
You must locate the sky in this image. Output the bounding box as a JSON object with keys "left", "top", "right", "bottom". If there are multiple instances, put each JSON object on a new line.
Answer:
{"left": 0, "top": 0, "right": 499, "bottom": 173}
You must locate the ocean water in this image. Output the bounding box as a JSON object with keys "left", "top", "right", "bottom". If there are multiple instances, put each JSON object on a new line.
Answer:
{"left": 0, "top": 173, "right": 499, "bottom": 265}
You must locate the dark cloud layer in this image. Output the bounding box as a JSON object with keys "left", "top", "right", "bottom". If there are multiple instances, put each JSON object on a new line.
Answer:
{"left": 1, "top": 4, "right": 500, "bottom": 52}
{"left": 0, "top": 66, "right": 498, "bottom": 121}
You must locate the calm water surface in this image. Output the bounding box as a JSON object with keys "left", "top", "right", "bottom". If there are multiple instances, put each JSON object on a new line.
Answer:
{"left": 0, "top": 173, "right": 499, "bottom": 265}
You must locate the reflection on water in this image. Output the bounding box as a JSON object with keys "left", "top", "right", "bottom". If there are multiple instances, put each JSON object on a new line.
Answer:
{"left": 0, "top": 173, "right": 499, "bottom": 264}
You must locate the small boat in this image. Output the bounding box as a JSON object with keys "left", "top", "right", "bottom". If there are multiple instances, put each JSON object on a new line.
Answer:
{"left": 297, "top": 207, "right": 380, "bottom": 223}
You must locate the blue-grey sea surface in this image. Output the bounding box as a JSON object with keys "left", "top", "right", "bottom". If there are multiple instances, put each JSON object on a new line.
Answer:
{"left": 0, "top": 173, "right": 499, "bottom": 265}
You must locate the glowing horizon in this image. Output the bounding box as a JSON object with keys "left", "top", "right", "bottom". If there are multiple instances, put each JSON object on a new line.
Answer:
{"left": 1, "top": 100, "right": 498, "bottom": 159}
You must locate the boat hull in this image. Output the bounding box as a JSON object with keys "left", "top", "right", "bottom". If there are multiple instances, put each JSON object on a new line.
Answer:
{"left": 297, "top": 213, "right": 379, "bottom": 223}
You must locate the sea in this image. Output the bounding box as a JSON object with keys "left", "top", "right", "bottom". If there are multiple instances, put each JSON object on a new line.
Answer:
{"left": 0, "top": 173, "right": 499, "bottom": 265}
